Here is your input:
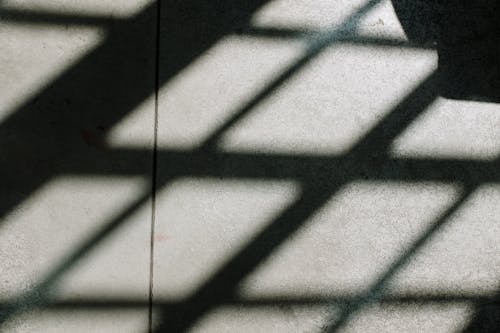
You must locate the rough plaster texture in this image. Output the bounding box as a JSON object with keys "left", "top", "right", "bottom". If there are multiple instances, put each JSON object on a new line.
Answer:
{"left": 0, "top": 0, "right": 155, "bottom": 332}
{"left": 1, "top": 0, "right": 500, "bottom": 332}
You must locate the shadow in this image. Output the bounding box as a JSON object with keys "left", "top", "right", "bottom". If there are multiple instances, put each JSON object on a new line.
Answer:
{"left": 0, "top": 0, "right": 271, "bottom": 324}
{"left": 392, "top": 3, "right": 500, "bottom": 331}
{"left": 2, "top": 291, "right": 499, "bottom": 310}
{"left": 238, "top": 26, "right": 435, "bottom": 49}
{"left": 0, "top": 7, "right": 118, "bottom": 26}
{"left": 0, "top": 3, "right": 157, "bottom": 222}
{"left": 0, "top": 0, "right": 271, "bottom": 221}
{"left": 152, "top": 73, "right": 440, "bottom": 333}
{"left": 0, "top": 0, "right": 499, "bottom": 332}
{"left": 463, "top": 293, "right": 500, "bottom": 333}
{"left": 392, "top": 0, "right": 500, "bottom": 102}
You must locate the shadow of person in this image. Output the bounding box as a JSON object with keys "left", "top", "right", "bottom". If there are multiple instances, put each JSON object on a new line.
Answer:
{"left": 392, "top": 0, "right": 500, "bottom": 103}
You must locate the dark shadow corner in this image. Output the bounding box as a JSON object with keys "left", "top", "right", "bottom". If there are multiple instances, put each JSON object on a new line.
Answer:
{"left": 392, "top": 0, "right": 500, "bottom": 103}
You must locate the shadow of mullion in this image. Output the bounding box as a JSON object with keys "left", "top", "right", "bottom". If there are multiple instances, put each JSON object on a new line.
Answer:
{"left": 152, "top": 67, "right": 441, "bottom": 333}
{"left": 0, "top": 0, "right": 273, "bottom": 221}
{"left": 0, "top": 3, "right": 159, "bottom": 222}
{"left": 0, "top": 8, "right": 121, "bottom": 27}
{"left": 1, "top": 1, "right": 483, "bottom": 332}
{"left": 348, "top": 72, "right": 439, "bottom": 158}
{"left": 5, "top": 292, "right": 497, "bottom": 310}
{"left": 8, "top": 64, "right": 440, "bottom": 331}
{"left": 322, "top": 184, "right": 477, "bottom": 332}
{"left": 199, "top": 0, "right": 384, "bottom": 151}
{"left": 68, "top": 146, "right": 500, "bottom": 185}
{"left": 236, "top": 26, "right": 435, "bottom": 50}
{"left": 153, "top": 182, "right": 341, "bottom": 332}
{"left": 0, "top": 185, "right": 156, "bottom": 323}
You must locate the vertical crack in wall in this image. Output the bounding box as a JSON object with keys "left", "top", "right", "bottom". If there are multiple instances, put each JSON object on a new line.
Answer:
{"left": 149, "top": 1, "right": 162, "bottom": 331}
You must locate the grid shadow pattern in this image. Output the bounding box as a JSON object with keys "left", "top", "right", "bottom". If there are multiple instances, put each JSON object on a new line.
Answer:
{"left": 0, "top": 0, "right": 499, "bottom": 332}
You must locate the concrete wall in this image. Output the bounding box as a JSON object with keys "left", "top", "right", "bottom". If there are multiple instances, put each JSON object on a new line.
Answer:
{"left": 1, "top": 1, "right": 499, "bottom": 332}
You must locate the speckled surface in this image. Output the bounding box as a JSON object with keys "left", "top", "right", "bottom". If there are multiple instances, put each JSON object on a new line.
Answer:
{"left": 0, "top": 1, "right": 155, "bottom": 332}
{"left": 1, "top": 1, "right": 500, "bottom": 332}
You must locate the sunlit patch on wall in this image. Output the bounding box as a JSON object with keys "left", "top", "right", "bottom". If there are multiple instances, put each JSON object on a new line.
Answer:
{"left": 355, "top": 0, "right": 408, "bottom": 39}
{"left": 152, "top": 178, "right": 300, "bottom": 300}
{"left": 0, "top": 21, "right": 104, "bottom": 124}
{"left": 186, "top": 305, "right": 332, "bottom": 333}
{"left": 0, "top": 0, "right": 154, "bottom": 18}
{"left": 157, "top": 35, "right": 303, "bottom": 149}
{"left": 219, "top": 44, "right": 435, "bottom": 155}
{"left": 238, "top": 181, "right": 459, "bottom": 298}
{"left": 0, "top": 176, "right": 150, "bottom": 299}
{"left": 388, "top": 184, "right": 500, "bottom": 295}
{"left": 341, "top": 302, "right": 473, "bottom": 333}
{"left": 251, "top": 0, "right": 368, "bottom": 31}
{"left": 391, "top": 98, "right": 500, "bottom": 160}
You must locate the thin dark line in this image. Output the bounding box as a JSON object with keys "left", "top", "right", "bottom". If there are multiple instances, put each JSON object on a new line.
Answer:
{"left": 149, "top": 0, "right": 162, "bottom": 331}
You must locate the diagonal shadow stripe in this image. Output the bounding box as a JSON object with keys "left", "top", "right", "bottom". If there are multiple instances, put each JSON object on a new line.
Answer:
{"left": 0, "top": 0, "right": 406, "bottom": 326}
{"left": 0, "top": 0, "right": 272, "bottom": 326}
{"left": 322, "top": 184, "right": 477, "bottom": 332}
{"left": 2, "top": 1, "right": 498, "bottom": 332}
{"left": 152, "top": 70, "right": 439, "bottom": 332}
{"left": 0, "top": 3, "right": 157, "bottom": 221}
{"left": 0, "top": 1, "right": 444, "bottom": 330}
{"left": 0, "top": 0, "right": 271, "bottom": 221}
{"left": 0, "top": 8, "right": 121, "bottom": 26}
{"left": 199, "top": 0, "right": 384, "bottom": 151}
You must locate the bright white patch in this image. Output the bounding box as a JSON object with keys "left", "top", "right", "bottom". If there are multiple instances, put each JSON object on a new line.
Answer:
{"left": 251, "top": 0, "right": 369, "bottom": 31}
{"left": 220, "top": 45, "right": 436, "bottom": 155}
{"left": 238, "top": 181, "right": 460, "bottom": 297}
{"left": 356, "top": 0, "right": 409, "bottom": 39}
{"left": 157, "top": 35, "right": 303, "bottom": 149}
{"left": 389, "top": 184, "right": 500, "bottom": 294}
{"left": 391, "top": 98, "right": 500, "bottom": 160}
{"left": 0, "top": 176, "right": 150, "bottom": 299}
{"left": 152, "top": 178, "right": 300, "bottom": 299}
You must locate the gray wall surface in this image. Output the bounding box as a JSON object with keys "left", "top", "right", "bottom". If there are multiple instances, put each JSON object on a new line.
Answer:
{"left": 0, "top": 0, "right": 499, "bottom": 332}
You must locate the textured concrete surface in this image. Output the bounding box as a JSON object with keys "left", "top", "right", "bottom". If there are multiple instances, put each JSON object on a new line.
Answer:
{"left": 1, "top": 0, "right": 500, "bottom": 332}
{"left": 0, "top": 0, "right": 155, "bottom": 332}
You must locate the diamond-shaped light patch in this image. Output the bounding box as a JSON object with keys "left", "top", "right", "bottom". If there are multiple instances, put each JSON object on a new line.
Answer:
{"left": 391, "top": 98, "right": 500, "bottom": 160}
{"left": 152, "top": 178, "right": 300, "bottom": 300}
{"left": 238, "top": 181, "right": 459, "bottom": 298}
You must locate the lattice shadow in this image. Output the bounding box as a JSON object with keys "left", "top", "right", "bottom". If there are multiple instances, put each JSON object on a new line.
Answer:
{"left": 0, "top": 1, "right": 499, "bottom": 332}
